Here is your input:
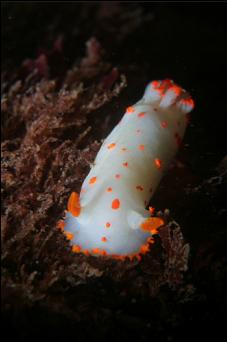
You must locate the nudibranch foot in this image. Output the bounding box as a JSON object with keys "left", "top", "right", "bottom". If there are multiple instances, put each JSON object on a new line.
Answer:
{"left": 61, "top": 209, "right": 164, "bottom": 257}
{"left": 60, "top": 79, "right": 194, "bottom": 260}
{"left": 70, "top": 234, "right": 157, "bottom": 262}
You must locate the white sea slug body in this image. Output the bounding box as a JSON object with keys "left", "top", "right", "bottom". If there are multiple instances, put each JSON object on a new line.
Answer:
{"left": 61, "top": 79, "right": 195, "bottom": 259}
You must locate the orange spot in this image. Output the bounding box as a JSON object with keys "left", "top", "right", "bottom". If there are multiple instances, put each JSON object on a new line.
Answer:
{"left": 67, "top": 192, "right": 81, "bottom": 217}
{"left": 136, "top": 185, "right": 144, "bottom": 191}
{"left": 105, "top": 222, "right": 111, "bottom": 228}
{"left": 115, "top": 174, "right": 121, "bottom": 179}
{"left": 154, "top": 158, "right": 162, "bottom": 169}
{"left": 89, "top": 176, "right": 97, "bottom": 184}
{"left": 112, "top": 198, "right": 120, "bottom": 210}
{"left": 126, "top": 106, "right": 135, "bottom": 113}
{"left": 138, "top": 112, "right": 145, "bottom": 118}
{"left": 140, "top": 243, "right": 150, "bottom": 254}
{"left": 91, "top": 248, "right": 107, "bottom": 255}
{"left": 57, "top": 220, "right": 65, "bottom": 231}
{"left": 92, "top": 248, "right": 101, "bottom": 254}
{"left": 140, "top": 217, "right": 164, "bottom": 234}
{"left": 107, "top": 187, "right": 112, "bottom": 192}
{"left": 151, "top": 80, "right": 160, "bottom": 88}
{"left": 138, "top": 144, "right": 145, "bottom": 151}
{"left": 107, "top": 143, "right": 116, "bottom": 149}
{"left": 72, "top": 245, "right": 81, "bottom": 253}
{"left": 83, "top": 249, "right": 90, "bottom": 256}
{"left": 121, "top": 147, "right": 127, "bottom": 151}
{"left": 161, "top": 121, "right": 168, "bottom": 128}
{"left": 101, "top": 236, "right": 107, "bottom": 242}
{"left": 123, "top": 162, "right": 128, "bottom": 167}
{"left": 65, "top": 232, "right": 74, "bottom": 240}
{"left": 149, "top": 206, "right": 155, "bottom": 214}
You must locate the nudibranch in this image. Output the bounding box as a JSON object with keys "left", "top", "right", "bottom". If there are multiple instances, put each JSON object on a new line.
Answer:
{"left": 60, "top": 79, "right": 194, "bottom": 260}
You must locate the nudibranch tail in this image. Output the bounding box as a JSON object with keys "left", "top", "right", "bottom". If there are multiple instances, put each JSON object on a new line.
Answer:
{"left": 60, "top": 79, "right": 195, "bottom": 260}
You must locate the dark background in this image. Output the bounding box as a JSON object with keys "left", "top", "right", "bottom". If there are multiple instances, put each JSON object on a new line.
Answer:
{"left": 2, "top": 2, "right": 227, "bottom": 341}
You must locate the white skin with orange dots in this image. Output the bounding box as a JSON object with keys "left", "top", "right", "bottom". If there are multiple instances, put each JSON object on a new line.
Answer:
{"left": 62, "top": 80, "right": 194, "bottom": 258}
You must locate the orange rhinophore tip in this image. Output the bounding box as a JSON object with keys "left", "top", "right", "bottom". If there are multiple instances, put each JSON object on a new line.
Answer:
{"left": 67, "top": 191, "right": 81, "bottom": 217}
{"left": 178, "top": 96, "right": 195, "bottom": 113}
{"left": 92, "top": 248, "right": 103, "bottom": 255}
{"left": 140, "top": 217, "right": 164, "bottom": 235}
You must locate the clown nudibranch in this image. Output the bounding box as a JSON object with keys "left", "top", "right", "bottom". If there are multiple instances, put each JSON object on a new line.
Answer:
{"left": 60, "top": 79, "right": 194, "bottom": 260}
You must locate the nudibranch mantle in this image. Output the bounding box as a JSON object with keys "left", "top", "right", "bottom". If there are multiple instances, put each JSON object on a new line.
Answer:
{"left": 62, "top": 79, "right": 194, "bottom": 258}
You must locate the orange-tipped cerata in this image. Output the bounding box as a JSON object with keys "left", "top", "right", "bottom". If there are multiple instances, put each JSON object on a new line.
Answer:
{"left": 67, "top": 192, "right": 81, "bottom": 217}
